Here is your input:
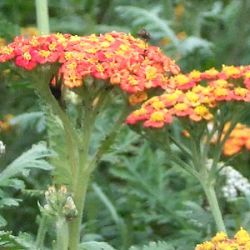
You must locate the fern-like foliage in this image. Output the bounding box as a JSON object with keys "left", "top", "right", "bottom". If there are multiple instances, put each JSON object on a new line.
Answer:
{"left": 10, "top": 111, "right": 46, "bottom": 134}
{"left": 0, "top": 231, "right": 35, "bottom": 250}
{"left": 115, "top": 5, "right": 179, "bottom": 46}
{"left": 79, "top": 241, "right": 116, "bottom": 250}
{"left": 129, "top": 241, "right": 175, "bottom": 250}
{"left": 45, "top": 108, "right": 73, "bottom": 186}
{"left": 0, "top": 142, "right": 54, "bottom": 185}
{"left": 0, "top": 142, "right": 54, "bottom": 227}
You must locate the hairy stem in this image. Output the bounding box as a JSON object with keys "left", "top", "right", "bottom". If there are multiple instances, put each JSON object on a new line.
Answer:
{"left": 55, "top": 217, "right": 69, "bottom": 250}
{"left": 34, "top": 70, "right": 79, "bottom": 187}
{"left": 68, "top": 101, "right": 94, "bottom": 250}
{"left": 35, "top": 214, "right": 48, "bottom": 250}
{"left": 201, "top": 181, "right": 226, "bottom": 232}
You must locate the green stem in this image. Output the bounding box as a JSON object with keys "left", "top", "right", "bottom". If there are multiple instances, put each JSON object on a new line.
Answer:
{"left": 201, "top": 181, "right": 226, "bottom": 232}
{"left": 35, "top": 214, "right": 48, "bottom": 250}
{"left": 68, "top": 106, "right": 94, "bottom": 250}
{"left": 34, "top": 71, "right": 79, "bottom": 187}
{"left": 55, "top": 217, "right": 69, "bottom": 250}
{"left": 35, "top": 0, "right": 50, "bottom": 35}
{"left": 68, "top": 170, "right": 90, "bottom": 250}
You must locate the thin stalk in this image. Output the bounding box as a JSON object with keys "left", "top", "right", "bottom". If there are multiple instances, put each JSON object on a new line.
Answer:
{"left": 68, "top": 170, "right": 90, "bottom": 250}
{"left": 35, "top": 214, "right": 49, "bottom": 250}
{"left": 169, "top": 135, "right": 192, "bottom": 157}
{"left": 201, "top": 181, "right": 226, "bottom": 232}
{"left": 55, "top": 217, "right": 69, "bottom": 250}
{"left": 35, "top": 0, "right": 50, "bottom": 34}
{"left": 210, "top": 118, "right": 239, "bottom": 177}
{"left": 68, "top": 106, "right": 95, "bottom": 250}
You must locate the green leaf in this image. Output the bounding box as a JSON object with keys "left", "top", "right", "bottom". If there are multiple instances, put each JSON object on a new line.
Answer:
{"left": 116, "top": 5, "right": 179, "bottom": 46}
{"left": 45, "top": 110, "right": 72, "bottom": 186}
{"left": 0, "top": 198, "right": 21, "bottom": 208}
{"left": 10, "top": 112, "right": 46, "bottom": 133}
{"left": 129, "top": 241, "right": 175, "bottom": 250}
{"left": 0, "top": 231, "right": 32, "bottom": 249}
{"left": 0, "top": 142, "right": 54, "bottom": 185}
{"left": 0, "top": 216, "right": 7, "bottom": 228}
{"left": 179, "top": 37, "right": 212, "bottom": 55}
{"left": 79, "top": 241, "right": 116, "bottom": 250}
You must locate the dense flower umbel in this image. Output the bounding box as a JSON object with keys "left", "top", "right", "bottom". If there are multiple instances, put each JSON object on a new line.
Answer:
{"left": 222, "top": 123, "right": 250, "bottom": 156}
{"left": 127, "top": 65, "right": 250, "bottom": 128}
{"left": 195, "top": 228, "right": 250, "bottom": 250}
{"left": 0, "top": 32, "right": 180, "bottom": 101}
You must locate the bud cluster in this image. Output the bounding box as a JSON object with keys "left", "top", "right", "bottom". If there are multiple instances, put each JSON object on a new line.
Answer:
{"left": 43, "top": 185, "right": 78, "bottom": 220}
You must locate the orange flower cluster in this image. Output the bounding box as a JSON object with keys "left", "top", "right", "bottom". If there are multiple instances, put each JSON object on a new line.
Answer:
{"left": 0, "top": 32, "right": 180, "bottom": 102}
{"left": 0, "top": 114, "right": 13, "bottom": 133}
{"left": 222, "top": 123, "right": 250, "bottom": 156}
{"left": 126, "top": 65, "right": 250, "bottom": 128}
{"left": 195, "top": 228, "right": 250, "bottom": 250}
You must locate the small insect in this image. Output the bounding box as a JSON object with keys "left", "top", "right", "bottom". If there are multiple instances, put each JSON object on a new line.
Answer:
{"left": 137, "top": 28, "right": 151, "bottom": 43}
{"left": 137, "top": 29, "right": 151, "bottom": 58}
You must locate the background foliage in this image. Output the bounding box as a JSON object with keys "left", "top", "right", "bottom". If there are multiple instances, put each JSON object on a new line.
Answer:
{"left": 0, "top": 0, "right": 250, "bottom": 249}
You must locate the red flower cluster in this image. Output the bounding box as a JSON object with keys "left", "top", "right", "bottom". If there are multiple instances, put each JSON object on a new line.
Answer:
{"left": 126, "top": 65, "right": 250, "bottom": 128}
{"left": 0, "top": 32, "right": 180, "bottom": 102}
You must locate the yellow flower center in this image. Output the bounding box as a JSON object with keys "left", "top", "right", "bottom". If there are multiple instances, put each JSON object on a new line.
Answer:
{"left": 194, "top": 105, "right": 211, "bottom": 119}
{"left": 213, "top": 79, "right": 228, "bottom": 87}
{"left": 174, "top": 74, "right": 189, "bottom": 85}
{"left": 39, "top": 50, "right": 50, "bottom": 58}
{"left": 222, "top": 65, "right": 240, "bottom": 77}
{"left": 189, "top": 70, "right": 201, "bottom": 79}
{"left": 234, "top": 87, "right": 248, "bottom": 96}
{"left": 150, "top": 111, "right": 165, "bottom": 122}
{"left": 205, "top": 68, "right": 218, "bottom": 76}
{"left": 186, "top": 91, "right": 199, "bottom": 103}
{"left": 23, "top": 51, "right": 31, "bottom": 60}
{"left": 145, "top": 66, "right": 157, "bottom": 80}
{"left": 152, "top": 100, "right": 165, "bottom": 110}
{"left": 134, "top": 108, "right": 147, "bottom": 116}
{"left": 214, "top": 88, "right": 228, "bottom": 96}
{"left": 174, "top": 103, "right": 188, "bottom": 111}
{"left": 211, "top": 232, "right": 228, "bottom": 243}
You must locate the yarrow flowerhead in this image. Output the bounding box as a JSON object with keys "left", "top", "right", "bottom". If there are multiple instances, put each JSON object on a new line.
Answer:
{"left": 221, "top": 123, "right": 250, "bottom": 156}
{"left": 195, "top": 228, "right": 250, "bottom": 250}
{"left": 126, "top": 65, "right": 250, "bottom": 128}
{"left": 0, "top": 32, "right": 180, "bottom": 104}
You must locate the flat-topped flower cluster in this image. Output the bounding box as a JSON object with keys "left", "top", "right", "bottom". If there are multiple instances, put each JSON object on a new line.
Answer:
{"left": 195, "top": 228, "right": 250, "bottom": 250}
{"left": 222, "top": 123, "right": 250, "bottom": 156}
{"left": 126, "top": 65, "right": 250, "bottom": 128}
{"left": 0, "top": 32, "right": 179, "bottom": 104}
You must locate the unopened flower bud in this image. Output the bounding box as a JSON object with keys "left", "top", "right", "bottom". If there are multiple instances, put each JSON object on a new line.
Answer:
{"left": 63, "top": 196, "right": 78, "bottom": 220}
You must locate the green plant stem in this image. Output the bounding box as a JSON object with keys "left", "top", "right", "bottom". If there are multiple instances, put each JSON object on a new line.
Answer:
{"left": 55, "top": 217, "right": 69, "bottom": 250}
{"left": 68, "top": 170, "right": 90, "bottom": 250}
{"left": 35, "top": 0, "right": 50, "bottom": 34}
{"left": 201, "top": 181, "right": 226, "bottom": 232}
{"left": 68, "top": 106, "right": 94, "bottom": 250}
{"left": 35, "top": 214, "right": 48, "bottom": 250}
{"left": 34, "top": 71, "right": 79, "bottom": 184}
